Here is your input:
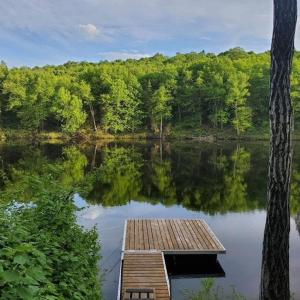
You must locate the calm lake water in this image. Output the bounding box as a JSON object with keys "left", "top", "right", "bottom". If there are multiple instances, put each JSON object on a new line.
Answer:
{"left": 1, "top": 141, "right": 300, "bottom": 299}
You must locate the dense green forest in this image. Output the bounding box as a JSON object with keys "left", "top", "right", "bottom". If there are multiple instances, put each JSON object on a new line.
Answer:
{"left": 2, "top": 47, "right": 300, "bottom": 137}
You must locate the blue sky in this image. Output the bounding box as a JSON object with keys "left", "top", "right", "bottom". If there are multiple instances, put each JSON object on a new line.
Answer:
{"left": 0, "top": 0, "right": 298, "bottom": 67}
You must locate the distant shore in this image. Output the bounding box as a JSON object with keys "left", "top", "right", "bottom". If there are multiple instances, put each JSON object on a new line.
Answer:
{"left": 0, "top": 128, "right": 292, "bottom": 143}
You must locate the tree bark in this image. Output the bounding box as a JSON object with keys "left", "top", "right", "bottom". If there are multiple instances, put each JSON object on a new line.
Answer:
{"left": 178, "top": 105, "right": 182, "bottom": 123}
{"left": 160, "top": 115, "right": 163, "bottom": 140}
{"left": 260, "top": 1, "right": 297, "bottom": 299}
{"left": 90, "top": 144, "right": 98, "bottom": 170}
{"left": 235, "top": 102, "right": 239, "bottom": 136}
{"left": 89, "top": 103, "right": 98, "bottom": 132}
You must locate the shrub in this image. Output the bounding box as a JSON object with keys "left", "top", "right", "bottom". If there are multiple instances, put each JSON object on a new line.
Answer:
{"left": 0, "top": 192, "right": 101, "bottom": 300}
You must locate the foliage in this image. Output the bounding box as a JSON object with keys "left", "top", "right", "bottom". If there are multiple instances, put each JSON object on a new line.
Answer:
{"left": 185, "top": 278, "right": 245, "bottom": 300}
{"left": 83, "top": 146, "right": 143, "bottom": 205}
{"left": 2, "top": 141, "right": 300, "bottom": 215}
{"left": 0, "top": 48, "right": 293, "bottom": 136}
{"left": 0, "top": 192, "right": 101, "bottom": 300}
{"left": 52, "top": 87, "right": 87, "bottom": 134}
{"left": 151, "top": 85, "right": 172, "bottom": 134}
{"left": 101, "top": 78, "right": 143, "bottom": 133}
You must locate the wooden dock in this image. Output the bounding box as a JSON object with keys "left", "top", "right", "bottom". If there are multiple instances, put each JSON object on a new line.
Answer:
{"left": 118, "top": 219, "right": 225, "bottom": 300}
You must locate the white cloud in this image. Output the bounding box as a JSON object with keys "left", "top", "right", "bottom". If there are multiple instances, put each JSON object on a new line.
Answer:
{"left": 80, "top": 206, "right": 104, "bottom": 220}
{"left": 1, "top": 0, "right": 300, "bottom": 66}
{"left": 98, "top": 50, "right": 151, "bottom": 61}
{"left": 0, "top": 0, "right": 274, "bottom": 43}
{"left": 79, "top": 23, "right": 100, "bottom": 39}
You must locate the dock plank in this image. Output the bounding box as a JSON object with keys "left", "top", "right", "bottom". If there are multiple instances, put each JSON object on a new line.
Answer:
{"left": 119, "top": 219, "right": 225, "bottom": 300}
{"left": 125, "top": 219, "right": 225, "bottom": 253}
{"left": 121, "top": 252, "right": 170, "bottom": 300}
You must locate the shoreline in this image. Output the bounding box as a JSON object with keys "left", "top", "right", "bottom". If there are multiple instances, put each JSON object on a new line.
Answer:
{"left": 2, "top": 128, "right": 300, "bottom": 143}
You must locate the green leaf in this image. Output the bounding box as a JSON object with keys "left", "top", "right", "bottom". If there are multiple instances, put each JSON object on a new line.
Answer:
{"left": 14, "top": 255, "right": 29, "bottom": 265}
{"left": 27, "top": 266, "right": 47, "bottom": 282}
{"left": 2, "top": 270, "right": 22, "bottom": 283}
{"left": 16, "top": 286, "right": 37, "bottom": 300}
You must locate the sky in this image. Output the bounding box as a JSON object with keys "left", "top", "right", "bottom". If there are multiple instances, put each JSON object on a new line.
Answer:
{"left": 0, "top": 0, "right": 298, "bottom": 67}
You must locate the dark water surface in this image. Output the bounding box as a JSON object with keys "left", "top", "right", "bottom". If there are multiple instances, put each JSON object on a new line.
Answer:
{"left": 1, "top": 141, "right": 300, "bottom": 299}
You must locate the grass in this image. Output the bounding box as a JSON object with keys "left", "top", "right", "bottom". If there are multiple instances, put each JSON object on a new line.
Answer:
{"left": 184, "top": 279, "right": 245, "bottom": 300}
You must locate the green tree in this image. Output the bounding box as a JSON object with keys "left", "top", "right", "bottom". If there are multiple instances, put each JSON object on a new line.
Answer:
{"left": 151, "top": 85, "right": 172, "bottom": 138}
{"left": 0, "top": 62, "right": 8, "bottom": 125}
{"left": 3, "top": 70, "right": 55, "bottom": 131}
{"left": 226, "top": 72, "right": 252, "bottom": 134}
{"left": 52, "top": 87, "right": 87, "bottom": 134}
{"left": 102, "top": 79, "right": 143, "bottom": 133}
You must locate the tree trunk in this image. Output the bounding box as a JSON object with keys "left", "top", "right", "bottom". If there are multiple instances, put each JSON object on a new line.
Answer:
{"left": 89, "top": 103, "right": 97, "bottom": 132}
{"left": 260, "top": 1, "right": 297, "bottom": 299}
{"left": 160, "top": 115, "right": 163, "bottom": 140}
{"left": 235, "top": 102, "right": 239, "bottom": 136}
{"left": 178, "top": 105, "right": 182, "bottom": 123}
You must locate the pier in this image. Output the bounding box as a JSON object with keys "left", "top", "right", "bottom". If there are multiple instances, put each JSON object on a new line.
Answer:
{"left": 118, "top": 219, "right": 225, "bottom": 300}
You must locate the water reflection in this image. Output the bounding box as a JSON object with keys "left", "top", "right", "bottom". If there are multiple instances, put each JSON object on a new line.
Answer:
{"left": 1, "top": 141, "right": 300, "bottom": 298}
{"left": 1, "top": 141, "right": 300, "bottom": 215}
{"left": 0, "top": 142, "right": 265, "bottom": 213}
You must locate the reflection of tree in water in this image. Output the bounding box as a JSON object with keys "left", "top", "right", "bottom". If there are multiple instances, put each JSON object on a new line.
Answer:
{"left": 291, "top": 167, "right": 300, "bottom": 236}
{"left": 151, "top": 160, "right": 177, "bottom": 206}
{"left": 84, "top": 146, "right": 143, "bottom": 206}
{"left": 3, "top": 141, "right": 300, "bottom": 216}
{"left": 290, "top": 168, "right": 300, "bottom": 214}
{"left": 295, "top": 215, "right": 300, "bottom": 236}
{"left": 178, "top": 145, "right": 252, "bottom": 213}
{"left": 0, "top": 142, "right": 260, "bottom": 213}
{"left": 223, "top": 146, "right": 250, "bottom": 211}
{"left": 0, "top": 146, "right": 88, "bottom": 202}
{"left": 59, "top": 146, "right": 88, "bottom": 186}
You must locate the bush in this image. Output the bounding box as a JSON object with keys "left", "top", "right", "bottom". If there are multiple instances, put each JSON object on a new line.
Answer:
{"left": 0, "top": 192, "right": 101, "bottom": 300}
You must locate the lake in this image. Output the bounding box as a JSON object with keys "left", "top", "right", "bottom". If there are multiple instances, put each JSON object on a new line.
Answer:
{"left": 1, "top": 140, "right": 300, "bottom": 299}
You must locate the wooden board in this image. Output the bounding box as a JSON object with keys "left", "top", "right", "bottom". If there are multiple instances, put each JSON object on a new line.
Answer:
{"left": 124, "top": 219, "right": 225, "bottom": 254}
{"left": 121, "top": 252, "right": 170, "bottom": 300}
{"left": 118, "top": 219, "right": 226, "bottom": 300}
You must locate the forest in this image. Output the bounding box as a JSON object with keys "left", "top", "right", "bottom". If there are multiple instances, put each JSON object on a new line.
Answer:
{"left": 2, "top": 47, "right": 300, "bottom": 137}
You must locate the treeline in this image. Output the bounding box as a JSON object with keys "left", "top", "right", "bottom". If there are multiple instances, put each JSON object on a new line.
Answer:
{"left": 1, "top": 47, "right": 300, "bottom": 135}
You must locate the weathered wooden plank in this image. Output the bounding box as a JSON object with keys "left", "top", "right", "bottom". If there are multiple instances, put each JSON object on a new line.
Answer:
{"left": 172, "top": 219, "right": 188, "bottom": 249}
{"left": 186, "top": 220, "right": 206, "bottom": 249}
{"left": 147, "top": 220, "right": 155, "bottom": 250}
{"left": 138, "top": 219, "right": 143, "bottom": 250}
{"left": 165, "top": 219, "right": 178, "bottom": 249}
{"left": 190, "top": 220, "right": 210, "bottom": 249}
{"left": 121, "top": 252, "right": 170, "bottom": 300}
{"left": 143, "top": 220, "right": 149, "bottom": 250}
{"left": 126, "top": 220, "right": 134, "bottom": 250}
{"left": 197, "top": 220, "right": 219, "bottom": 250}
{"left": 169, "top": 219, "right": 185, "bottom": 249}
{"left": 125, "top": 219, "right": 225, "bottom": 253}
{"left": 162, "top": 220, "right": 174, "bottom": 249}
{"left": 201, "top": 220, "right": 225, "bottom": 250}
{"left": 176, "top": 219, "right": 192, "bottom": 249}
